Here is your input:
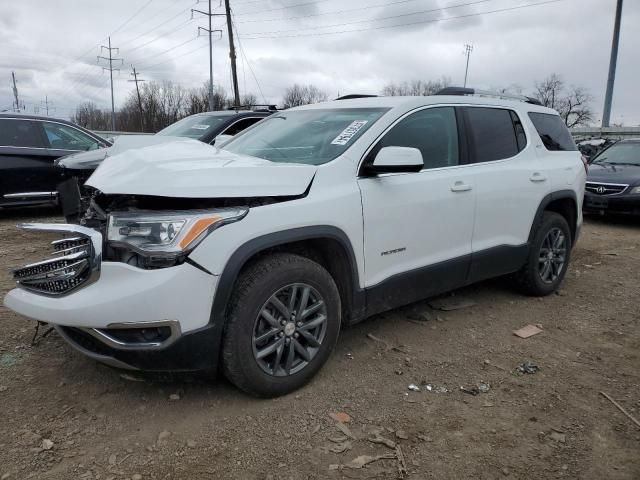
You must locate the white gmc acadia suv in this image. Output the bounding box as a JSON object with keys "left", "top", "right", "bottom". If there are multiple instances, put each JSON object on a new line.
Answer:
{"left": 4, "top": 89, "right": 586, "bottom": 397}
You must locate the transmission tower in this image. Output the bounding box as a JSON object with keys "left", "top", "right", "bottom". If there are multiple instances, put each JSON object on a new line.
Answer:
{"left": 193, "top": 1, "right": 223, "bottom": 111}
{"left": 98, "top": 37, "right": 123, "bottom": 131}
{"left": 463, "top": 44, "right": 473, "bottom": 88}
{"left": 193, "top": 0, "right": 241, "bottom": 110}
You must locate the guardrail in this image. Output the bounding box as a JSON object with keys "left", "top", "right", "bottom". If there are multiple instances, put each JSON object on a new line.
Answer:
{"left": 571, "top": 127, "right": 640, "bottom": 140}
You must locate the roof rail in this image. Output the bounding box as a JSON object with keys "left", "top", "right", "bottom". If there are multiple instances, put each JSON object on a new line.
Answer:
{"left": 227, "top": 104, "right": 279, "bottom": 111}
{"left": 435, "top": 87, "right": 542, "bottom": 106}
{"left": 335, "top": 94, "right": 378, "bottom": 100}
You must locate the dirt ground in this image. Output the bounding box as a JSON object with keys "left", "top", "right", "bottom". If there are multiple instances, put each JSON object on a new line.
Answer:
{"left": 0, "top": 208, "right": 638, "bottom": 480}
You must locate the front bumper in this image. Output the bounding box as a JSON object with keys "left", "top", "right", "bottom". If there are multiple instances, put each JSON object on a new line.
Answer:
{"left": 583, "top": 192, "right": 640, "bottom": 215}
{"left": 5, "top": 261, "right": 217, "bottom": 332}
{"left": 4, "top": 261, "right": 219, "bottom": 371}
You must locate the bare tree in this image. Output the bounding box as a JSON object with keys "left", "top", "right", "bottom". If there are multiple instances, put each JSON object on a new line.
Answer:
{"left": 381, "top": 77, "right": 451, "bottom": 96}
{"left": 71, "top": 102, "right": 110, "bottom": 130}
{"left": 283, "top": 84, "right": 328, "bottom": 108}
{"left": 532, "top": 74, "right": 594, "bottom": 127}
{"left": 240, "top": 93, "right": 258, "bottom": 107}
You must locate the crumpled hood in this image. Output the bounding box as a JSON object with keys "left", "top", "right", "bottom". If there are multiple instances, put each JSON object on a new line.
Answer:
{"left": 86, "top": 139, "right": 317, "bottom": 198}
{"left": 57, "top": 135, "right": 184, "bottom": 170}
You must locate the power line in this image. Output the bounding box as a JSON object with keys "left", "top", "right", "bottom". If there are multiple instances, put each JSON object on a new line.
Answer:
{"left": 143, "top": 42, "right": 210, "bottom": 71}
{"left": 231, "top": 17, "right": 266, "bottom": 103}
{"left": 119, "top": 3, "right": 199, "bottom": 50}
{"left": 240, "top": 0, "right": 565, "bottom": 39}
{"left": 110, "top": 0, "right": 155, "bottom": 36}
{"left": 125, "top": 18, "right": 195, "bottom": 56}
{"left": 240, "top": 0, "right": 493, "bottom": 36}
{"left": 234, "top": 0, "right": 335, "bottom": 16}
{"left": 235, "top": 0, "right": 458, "bottom": 24}
{"left": 137, "top": 37, "right": 198, "bottom": 68}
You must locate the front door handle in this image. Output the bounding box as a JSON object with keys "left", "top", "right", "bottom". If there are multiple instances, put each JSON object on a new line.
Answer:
{"left": 451, "top": 181, "right": 472, "bottom": 192}
{"left": 530, "top": 172, "right": 547, "bottom": 183}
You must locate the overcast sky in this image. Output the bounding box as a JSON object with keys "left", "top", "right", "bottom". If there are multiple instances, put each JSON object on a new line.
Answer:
{"left": 1, "top": 0, "right": 638, "bottom": 125}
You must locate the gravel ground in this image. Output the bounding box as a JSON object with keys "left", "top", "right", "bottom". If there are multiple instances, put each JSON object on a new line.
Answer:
{"left": 0, "top": 208, "right": 638, "bottom": 480}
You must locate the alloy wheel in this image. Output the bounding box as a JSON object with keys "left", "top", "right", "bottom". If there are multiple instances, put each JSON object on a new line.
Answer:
{"left": 538, "top": 227, "right": 567, "bottom": 284}
{"left": 252, "top": 283, "right": 328, "bottom": 376}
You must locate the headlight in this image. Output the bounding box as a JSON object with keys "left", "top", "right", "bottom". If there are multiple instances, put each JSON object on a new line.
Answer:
{"left": 630, "top": 186, "right": 640, "bottom": 194}
{"left": 107, "top": 208, "right": 248, "bottom": 256}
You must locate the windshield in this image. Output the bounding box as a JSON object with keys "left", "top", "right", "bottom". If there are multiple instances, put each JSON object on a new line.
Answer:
{"left": 593, "top": 143, "right": 640, "bottom": 166}
{"left": 223, "top": 108, "right": 389, "bottom": 165}
{"left": 157, "top": 114, "right": 233, "bottom": 139}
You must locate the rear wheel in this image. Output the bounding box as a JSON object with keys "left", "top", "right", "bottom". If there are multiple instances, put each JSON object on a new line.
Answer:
{"left": 222, "top": 253, "right": 341, "bottom": 397}
{"left": 515, "top": 212, "right": 572, "bottom": 296}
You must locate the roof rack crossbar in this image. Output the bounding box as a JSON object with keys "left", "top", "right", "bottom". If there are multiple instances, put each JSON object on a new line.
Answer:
{"left": 435, "top": 87, "right": 542, "bottom": 106}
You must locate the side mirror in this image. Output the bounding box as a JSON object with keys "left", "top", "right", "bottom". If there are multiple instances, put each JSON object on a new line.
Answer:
{"left": 213, "top": 134, "right": 233, "bottom": 148}
{"left": 366, "top": 146, "right": 424, "bottom": 175}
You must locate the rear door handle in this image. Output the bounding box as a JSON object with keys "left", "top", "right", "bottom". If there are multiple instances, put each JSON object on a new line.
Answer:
{"left": 530, "top": 172, "right": 547, "bottom": 183}
{"left": 451, "top": 181, "right": 472, "bottom": 192}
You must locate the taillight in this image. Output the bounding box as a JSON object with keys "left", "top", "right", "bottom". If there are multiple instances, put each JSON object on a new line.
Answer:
{"left": 581, "top": 155, "right": 589, "bottom": 174}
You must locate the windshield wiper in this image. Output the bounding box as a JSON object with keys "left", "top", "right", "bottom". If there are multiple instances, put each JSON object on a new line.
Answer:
{"left": 606, "top": 162, "right": 640, "bottom": 167}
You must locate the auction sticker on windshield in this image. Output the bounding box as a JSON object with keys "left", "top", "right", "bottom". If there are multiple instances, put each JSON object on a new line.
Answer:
{"left": 331, "top": 120, "right": 368, "bottom": 146}
{"left": 190, "top": 124, "right": 210, "bottom": 130}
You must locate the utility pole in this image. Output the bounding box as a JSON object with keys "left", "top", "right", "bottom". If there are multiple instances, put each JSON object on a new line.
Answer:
{"left": 11, "top": 72, "right": 20, "bottom": 112}
{"left": 224, "top": 0, "right": 240, "bottom": 107}
{"left": 129, "top": 66, "right": 146, "bottom": 132}
{"left": 193, "top": 2, "right": 222, "bottom": 111}
{"left": 41, "top": 96, "right": 52, "bottom": 116}
{"left": 463, "top": 44, "right": 473, "bottom": 88}
{"left": 98, "top": 37, "right": 123, "bottom": 131}
{"left": 602, "top": 0, "right": 624, "bottom": 128}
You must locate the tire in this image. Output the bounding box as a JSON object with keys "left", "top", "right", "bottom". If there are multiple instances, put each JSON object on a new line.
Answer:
{"left": 515, "top": 211, "right": 572, "bottom": 296}
{"left": 222, "top": 253, "right": 341, "bottom": 397}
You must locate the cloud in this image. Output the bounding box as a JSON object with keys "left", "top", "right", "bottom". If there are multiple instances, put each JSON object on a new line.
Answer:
{"left": 0, "top": 0, "right": 638, "bottom": 125}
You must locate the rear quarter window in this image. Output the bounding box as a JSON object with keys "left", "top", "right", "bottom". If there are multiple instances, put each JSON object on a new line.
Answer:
{"left": 528, "top": 112, "right": 577, "bottom": 151}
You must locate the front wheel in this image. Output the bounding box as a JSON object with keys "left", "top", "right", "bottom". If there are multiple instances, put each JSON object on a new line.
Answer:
{"left": 515, "top": 212, "right": 572, "bottom": 296}
{"left": 222, "top": 253, "right": 341, "bottom": 397}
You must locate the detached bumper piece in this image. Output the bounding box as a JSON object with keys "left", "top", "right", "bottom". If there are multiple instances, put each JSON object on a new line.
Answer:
{"left": 12, "top": 224, "right": 102, "bottom": 296}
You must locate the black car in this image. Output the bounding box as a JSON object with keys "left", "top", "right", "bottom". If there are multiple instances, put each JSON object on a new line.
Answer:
{"left": 584, "top": 139, "right": 640, "bottom": 215}
{"left": 0, "top": 114, "right": 110, "bottom": 208}
{"left": 57, "top": 109, "right": 274, "bottom": 174}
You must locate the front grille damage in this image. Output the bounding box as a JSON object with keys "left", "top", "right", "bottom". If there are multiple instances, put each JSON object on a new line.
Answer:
{"left": 12, "top": 224, "right": 102, "bottom": 296}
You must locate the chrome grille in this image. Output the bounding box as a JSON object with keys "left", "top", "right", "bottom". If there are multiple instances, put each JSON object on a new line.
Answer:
{"left": 585, "top": 182, "right": 628, "bottom": 195}
{"left": 12, "top": 224, "right": 102, "bottom": 296}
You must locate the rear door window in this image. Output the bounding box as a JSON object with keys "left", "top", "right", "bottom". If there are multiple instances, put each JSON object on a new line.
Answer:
{"left": 0, "top": 119, "right": 45, "bottom": 148}
{"left": 528, "top": 112, "right": 577, "bottom": 151}
{"left": 466, "top": 107, "right": 521, "bottom": 163}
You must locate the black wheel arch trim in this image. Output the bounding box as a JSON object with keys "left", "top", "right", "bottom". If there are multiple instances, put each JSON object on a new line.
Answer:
{"left": 209, "top": 225, "right": 364, "bottom": 331}
{"left": 528, "top": 189, "right": 579, "bottom": 243}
